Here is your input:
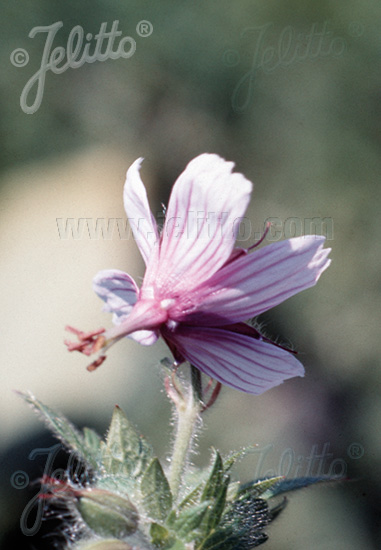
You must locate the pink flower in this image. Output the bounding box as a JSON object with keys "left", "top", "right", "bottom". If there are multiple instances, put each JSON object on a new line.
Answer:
{"left": 66, "top": 154, "right": 331, "bottom": 394}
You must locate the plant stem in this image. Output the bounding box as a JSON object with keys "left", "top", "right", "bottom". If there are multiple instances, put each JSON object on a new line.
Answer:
{"left": 168, "top": 367, "right": 202, "bottom": 502}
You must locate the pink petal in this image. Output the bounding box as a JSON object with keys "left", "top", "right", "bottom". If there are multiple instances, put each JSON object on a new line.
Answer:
{"left": 144, "top": 154, "right": 252, "bottom": 293}
{"left": 93, "top": 269, "right": 138, "bottom": 316}
{"left": 93, "top": 270, "right": 158, "bottom": 345}
{"left": 174, "top": 236, "right": 331, "bottom": 325}
{"left": 163, "top": 325, "right": 304, "bottom": 394}
{"left": 123, "top": 158, "right": 159, "bottom": 265}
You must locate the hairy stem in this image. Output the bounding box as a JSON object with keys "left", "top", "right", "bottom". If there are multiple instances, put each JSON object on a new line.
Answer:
{"left": 168, "top": 367, "right": 202, "bottom": 502}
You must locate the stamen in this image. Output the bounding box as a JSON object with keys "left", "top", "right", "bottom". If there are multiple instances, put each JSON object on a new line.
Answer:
{"left": 87, "top": 355, "right": 107, "bottom": 372}
{"left": 65, "top": 326, "right": 106, "bottom": 356}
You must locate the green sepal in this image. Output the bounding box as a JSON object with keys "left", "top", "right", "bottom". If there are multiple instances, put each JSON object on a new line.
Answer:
{"left": 140, "top": 458, "right": 173, "bottom": 521}
{"left": 103, "top": 406, "right": 153, "bottom": 477}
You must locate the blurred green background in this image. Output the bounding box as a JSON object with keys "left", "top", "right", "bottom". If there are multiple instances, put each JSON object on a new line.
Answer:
{"left": 1, "top": 0, "right": 380, "bottom": 548}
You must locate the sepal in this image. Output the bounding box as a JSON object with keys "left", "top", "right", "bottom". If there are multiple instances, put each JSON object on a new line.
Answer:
{"left": 78, "top": 489, "right": 139, "bottom": 538}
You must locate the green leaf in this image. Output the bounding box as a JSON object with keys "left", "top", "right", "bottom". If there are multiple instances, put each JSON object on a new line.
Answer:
{"left": 19, "top": 392, "right": 98, "bottom": 469}
{"left": 150, "top": 523, "right": 173, "bottom": 548}
{"left": 140, "top": 458, "right": 173, "bottom": 521}
{"left": 104, "top": 406, "right": 153, "bottom": 477}
{"left": 150, "top": 523, "right": 188, "bottom": 549}
{"left": 172, "top": 501, "right": 211, "bottom": 540}
{"left": 196, "top": 451, "right": 232, "bottom": 537}
{"left": 201, "top": 474, "right": 230, "bottom": 535}
{"left": 201, "top": 451, "right": 224, "bottom": 502}
{"left": 178, "top": 482, "right": 204, "bottom": 511}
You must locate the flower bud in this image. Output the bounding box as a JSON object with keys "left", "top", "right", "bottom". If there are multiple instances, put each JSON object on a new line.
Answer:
{"left": 77, "top": 489, "right": 139, "bottom": 539}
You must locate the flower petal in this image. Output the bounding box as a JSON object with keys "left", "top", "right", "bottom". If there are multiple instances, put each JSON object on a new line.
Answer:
{"left": 93, "top": 269, "right": 158, "bottom": 345}
{"left": 175, "top": 236, "right": 331, "bottom": 325}
{"left": 130, "top": 329, "right": 159, "bottom": 346}
{"left": 145, "top": 154, "right": 252, "bottom": 294}
{"left": 163, "top": 325, "right": 304, "bottom": 394}
{"left": 123, "top": 158, "right": 159, "bottom": 265}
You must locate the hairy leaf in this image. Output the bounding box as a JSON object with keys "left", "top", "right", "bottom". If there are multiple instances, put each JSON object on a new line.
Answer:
{"left": 19, "top": 392, "right": 98, "bottom": 469}
{"left": 172, "top": 501, "right": 211, "bottom": 539}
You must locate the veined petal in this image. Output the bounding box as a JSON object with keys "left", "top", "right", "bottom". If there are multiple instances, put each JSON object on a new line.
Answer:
{"left": 123, "top": 158, "right": 159, "bottom": 265}
{"left": 163, "top": 325, "right": 304, "bottom": 394}
{"left": 145, "top": 154, "right": 252, "bottom": 293}
{"left": 93, "top": 269, "right": 138, "bottom": 316}
{"left": 92, "top": 270, "right": 158, "bottom": 345}
{"left": 175, "top": 236, "right": 331, "bottom": 325}
{"left": 105, "top": 299, "right": 169, "bottom": 341}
